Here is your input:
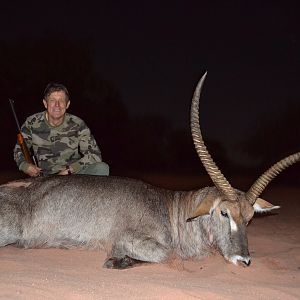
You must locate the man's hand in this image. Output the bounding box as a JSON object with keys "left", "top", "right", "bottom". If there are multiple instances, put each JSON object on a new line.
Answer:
{"left": 25, "top": 164, "right": 42, "bottom": 177}
{"left": 58, "top": 165, "right": 73, "bottom": 176}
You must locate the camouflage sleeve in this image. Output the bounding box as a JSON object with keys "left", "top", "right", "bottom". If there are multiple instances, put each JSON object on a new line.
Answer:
{"left": 13, "top": 119, "right": 33, "bottom": 172}
{"left": 69, "top": 122, "right": 102, "bottom": 173}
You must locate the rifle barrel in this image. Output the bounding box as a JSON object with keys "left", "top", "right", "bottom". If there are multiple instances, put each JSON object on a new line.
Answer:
{"left": 9, "top": 99, "right": 22, "bottom": 132}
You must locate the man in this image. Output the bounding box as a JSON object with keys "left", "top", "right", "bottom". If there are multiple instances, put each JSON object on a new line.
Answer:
{"left": 14, "top": 83, "right": 109, "bottom": 177}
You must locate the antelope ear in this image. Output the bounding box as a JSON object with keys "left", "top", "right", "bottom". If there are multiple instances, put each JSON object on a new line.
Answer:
{"left": 186, "top": 195, "right": 220, "bottom": 222}
{"left": 253, "top": 198, "right": 280, "bottom": 213}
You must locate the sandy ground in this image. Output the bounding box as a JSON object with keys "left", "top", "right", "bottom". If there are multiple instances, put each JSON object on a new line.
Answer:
{"left": 0, "top": 174, "right": 299, "bottom": 300}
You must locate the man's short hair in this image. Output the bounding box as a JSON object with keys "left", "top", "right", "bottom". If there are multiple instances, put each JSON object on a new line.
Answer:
{"left": 44, "top": 83, "right": 70, "bottom": 101}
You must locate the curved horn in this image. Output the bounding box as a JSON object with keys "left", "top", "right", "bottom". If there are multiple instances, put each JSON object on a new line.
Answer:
{"left": 191, "top": 72, "right": 237, "bottom": 202}
{"left": 246, "top": 152, "right": 300, "bottom": 205}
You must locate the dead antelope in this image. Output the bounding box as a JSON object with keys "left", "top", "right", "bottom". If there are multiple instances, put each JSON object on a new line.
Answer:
{"left": 0, "top": 73, "right": 299, "bottom": 269}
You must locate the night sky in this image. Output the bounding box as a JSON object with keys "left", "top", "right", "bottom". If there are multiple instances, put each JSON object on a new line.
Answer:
{"left": 1, "top": 2, "right": 299, "bottom": 185}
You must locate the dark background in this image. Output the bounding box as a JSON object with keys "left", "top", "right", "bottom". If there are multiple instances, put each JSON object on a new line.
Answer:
{"left": 1, "top": 1, "right": 299, "bottom": 187}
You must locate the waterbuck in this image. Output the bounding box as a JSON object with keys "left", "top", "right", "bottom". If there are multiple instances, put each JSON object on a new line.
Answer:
{"left": 0, "top": 73, "right": 299, "bottom": 269}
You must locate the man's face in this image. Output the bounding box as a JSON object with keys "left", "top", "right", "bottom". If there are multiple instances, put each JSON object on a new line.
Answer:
{"left": 43, "top": 91, "right": 70, "bottom": 121}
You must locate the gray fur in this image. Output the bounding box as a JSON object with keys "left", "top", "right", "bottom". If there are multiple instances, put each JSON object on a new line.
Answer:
{"left": 0, "top": 175, "right": 255, "bottom": 268}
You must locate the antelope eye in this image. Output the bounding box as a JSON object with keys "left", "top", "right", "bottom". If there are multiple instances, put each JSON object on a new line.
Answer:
{"left": 221, "top": 210, "right": 229, "bottom": 218}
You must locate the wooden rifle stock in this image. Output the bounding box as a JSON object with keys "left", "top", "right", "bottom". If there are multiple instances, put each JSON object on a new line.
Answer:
{"left": 17, "top": 133, "right": 33, "bottom": 164}
{"left": 9, "top": 98, "right": 38, "bottom": 166}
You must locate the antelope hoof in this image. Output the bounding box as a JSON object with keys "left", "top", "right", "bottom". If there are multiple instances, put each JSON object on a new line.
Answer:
{"left": 103, "top": 255, "right": 145, "bottom": 269}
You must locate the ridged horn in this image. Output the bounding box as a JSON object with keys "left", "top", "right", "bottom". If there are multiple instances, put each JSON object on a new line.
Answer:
{"left": 246, "top": 152, "right": 300, "bottom": 205}
{"left": 191, "top": 72, "right": 237, "bottom": 202}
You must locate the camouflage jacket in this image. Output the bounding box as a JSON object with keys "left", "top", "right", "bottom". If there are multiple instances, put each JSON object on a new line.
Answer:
{"left": 14, "top": 111, "right": 102, "bottom": 175}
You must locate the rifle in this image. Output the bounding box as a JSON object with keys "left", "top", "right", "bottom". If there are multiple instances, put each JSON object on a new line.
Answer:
{"left": 9, "top": 99, "right": 39, "bottom": 166}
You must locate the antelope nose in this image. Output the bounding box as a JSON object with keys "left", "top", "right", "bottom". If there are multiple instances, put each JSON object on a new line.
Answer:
{"left": 234, "top": 255, "right": 251, "bottom": 267}
{"left": 243, "top": 258, "right": 251, "bottom": 267}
